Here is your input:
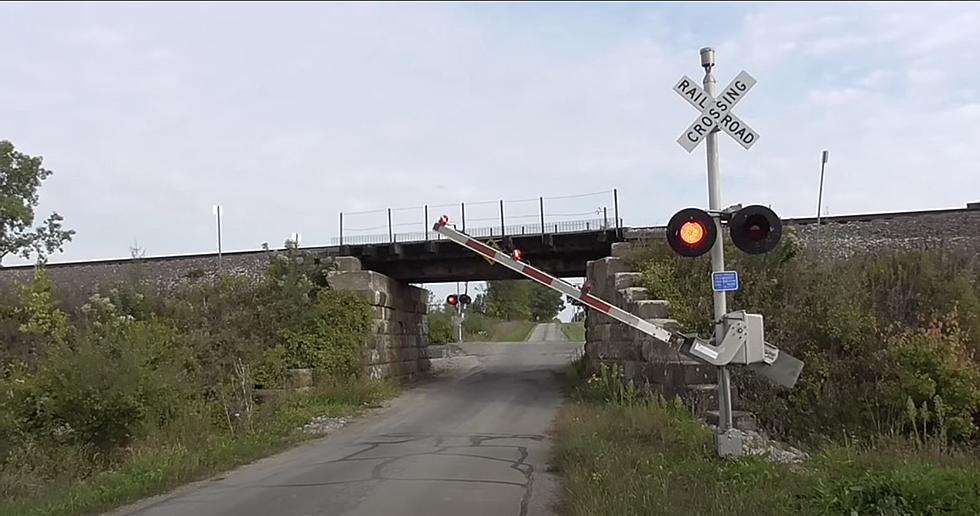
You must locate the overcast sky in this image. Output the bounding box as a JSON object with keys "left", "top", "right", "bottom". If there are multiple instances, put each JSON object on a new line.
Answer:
{"left": 2, "top": 2, "right": 978, "bottom": 280}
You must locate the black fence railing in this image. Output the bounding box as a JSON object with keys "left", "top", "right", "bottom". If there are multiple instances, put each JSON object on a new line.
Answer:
{"left": 334, "top": 189, "right": 621, "bottom": 246}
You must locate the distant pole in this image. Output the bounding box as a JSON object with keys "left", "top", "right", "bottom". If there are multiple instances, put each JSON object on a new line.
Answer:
{"left": 817, "top": 150, "right": 829, "bottom": 223}
{"left": 499, "top": 200, "right": 505, "bottom": 237}
{"left": 539, "top": 197, "right": 545, "bottom": 239}
{"left": 613, "top": 189, "right": 620, "bottom": 235}
{"left": 339, "top": 212, "right": 344, "bottom": 245}
{"left": 388, "top": 208, "right": 393, "bottom": 243}
{"left": 212, "top": 205, "right": 223, "bottom": 273}
{"left": 424, "top": 205, "right": 429, "bottom": 240}
{"left": 461, "top": 202, "right": 466, "bottom": 233}
{"left": 603, "top": 207, "right": 609, "bottom": 229}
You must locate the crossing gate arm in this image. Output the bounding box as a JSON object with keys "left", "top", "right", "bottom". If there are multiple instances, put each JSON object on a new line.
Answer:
{"left": 431, "top": 216, "right": 709, "bottom": 353}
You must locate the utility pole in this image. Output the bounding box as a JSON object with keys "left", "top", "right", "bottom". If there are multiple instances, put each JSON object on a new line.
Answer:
{"left": 817, "top": 150, "right": 829, "bottom": 223}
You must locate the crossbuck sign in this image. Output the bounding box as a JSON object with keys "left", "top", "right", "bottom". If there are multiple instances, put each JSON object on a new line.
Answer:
{"left": 674, "top": 70, "right": 759, "bottom": 152}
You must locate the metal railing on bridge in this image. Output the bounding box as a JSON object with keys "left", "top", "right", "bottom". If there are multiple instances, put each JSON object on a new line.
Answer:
{"left": 332, "top": 189, "right": 621, "bottom": 246}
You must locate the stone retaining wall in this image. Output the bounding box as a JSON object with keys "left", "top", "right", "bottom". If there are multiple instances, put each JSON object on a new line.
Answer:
{"left": 585, "top": 242, "right": 722, "bottom": 415}
{"left": 325, "top": 258, "right": 431, "bottom": 380}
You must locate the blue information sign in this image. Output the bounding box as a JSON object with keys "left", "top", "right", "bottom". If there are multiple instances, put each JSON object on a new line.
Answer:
{"left": 712, "top": 271, "right": 739, "bottom": 292}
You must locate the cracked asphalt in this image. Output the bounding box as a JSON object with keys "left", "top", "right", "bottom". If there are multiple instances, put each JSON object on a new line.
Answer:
{"left": 108, "top": 334, "right": 582, "bottom": 516}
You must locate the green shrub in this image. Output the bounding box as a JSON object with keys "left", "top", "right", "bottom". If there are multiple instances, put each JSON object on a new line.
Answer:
{"left": 279, "top": 289, "right": 371, "bottom": 379}
{"left": 426, "top": 309, "right": 454, "bottom": 345}
{"left": 635, "top": 239, "right": 980, "bottom": 444}
{"left": 3, "top": 319, "right": 193, "bottom": 453}
{"left": 885, "top": 314, "right": 980, "bottom": 440}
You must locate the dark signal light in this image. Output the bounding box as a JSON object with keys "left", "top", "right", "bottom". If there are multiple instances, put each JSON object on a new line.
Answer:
{"left": 730, "top": 205, "right": 782, "bottom": 255}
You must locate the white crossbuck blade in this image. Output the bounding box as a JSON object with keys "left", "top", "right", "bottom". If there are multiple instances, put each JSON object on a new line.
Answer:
{"left": 674, "top": 70, "right": 760, "bottom": 152}
{"left": 431, "top": 217, "right": 803, "bottom": 388}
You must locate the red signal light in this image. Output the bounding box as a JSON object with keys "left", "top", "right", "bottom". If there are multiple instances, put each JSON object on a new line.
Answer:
{"left": 447, "top": 294, "right": 458, "bottom": 306}
{"left": 511, "top": 248, "right": 524, "bottom": 261}
{"left": 679, "top": 221, "right": 706, "bottom": 246}
{"left": 666, "top": 208, "right": 717, "bottom": 258}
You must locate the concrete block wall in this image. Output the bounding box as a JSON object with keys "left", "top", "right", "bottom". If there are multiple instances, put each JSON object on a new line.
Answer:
{"left": 326, "top": 258, "right": 431, "bottom": 381}
{"left": 584, "top": 242, "right": 720, "bottom": 414}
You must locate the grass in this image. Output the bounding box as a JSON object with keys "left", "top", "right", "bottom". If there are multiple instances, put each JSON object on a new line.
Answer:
{"left": 464, "top": 320, "right": 536, "bottom": 342}
{"left": 0, "top": 379, "right": 396, "bottom": 516}
{"left": 560, "top": 321, "right": 585, "bottom": 342}
{"left": 551, "top": 398, "right": 980, "bottom": 516}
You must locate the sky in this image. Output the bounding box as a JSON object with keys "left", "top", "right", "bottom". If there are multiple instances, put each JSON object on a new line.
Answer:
{"left": 1, "top": 2, "right": 979, "bottom": 318}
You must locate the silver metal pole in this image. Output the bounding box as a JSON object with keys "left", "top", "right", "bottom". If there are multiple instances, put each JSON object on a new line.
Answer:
{"left": 817, "top": 150, "right": 829, "bottom": 223}
{"left": 701, "top": 47, "right": 733, "bottom": 433}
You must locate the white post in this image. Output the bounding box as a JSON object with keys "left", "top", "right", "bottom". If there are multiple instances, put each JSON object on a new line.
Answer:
{"left": 817, "top": 150, "right": 829, "bottom": 223}
{"left": 212, "top": 205, "right": 223, "bottom": 273}
{"left": 700, "top": 47, "right": 734, "bottom": 434}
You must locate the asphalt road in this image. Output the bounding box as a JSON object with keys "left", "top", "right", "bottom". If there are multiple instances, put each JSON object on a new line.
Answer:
{"left": 109, "top": 330, "right": 581, "bottom": 516}
{"left": 525, "top": 322, "right": 565, "bottom": 342}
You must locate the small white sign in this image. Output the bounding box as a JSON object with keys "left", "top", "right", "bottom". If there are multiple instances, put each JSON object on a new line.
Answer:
{"left": 674, "top": 70, "right": 760, "bottom": 152}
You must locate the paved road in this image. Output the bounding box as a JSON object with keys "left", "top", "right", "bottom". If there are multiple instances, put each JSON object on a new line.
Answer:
{"left": 526, "top": 322, "right": 565, "bottom": 342}
{"left": 109, "top": 340, "right": 581, "bottom": 516}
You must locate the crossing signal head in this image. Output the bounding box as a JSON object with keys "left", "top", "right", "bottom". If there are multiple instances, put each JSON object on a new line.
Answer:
{"left": 666, "top": 208, "right": 717, "bottom": 257}
{"left": 446, "top": 294, "right": 458, "bottom": 306}
{"left": 459, "top": 294, "right": 472, "bottom": 305}
{"left": 729, "top": 205, "right": 782, "bottom": 255}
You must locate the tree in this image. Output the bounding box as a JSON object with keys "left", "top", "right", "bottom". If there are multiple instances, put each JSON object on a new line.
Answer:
{"left": 528, "top": 283, "right": 564, "bottom": 322}
{"left": 480, "top": 280, "right": 564, "bottom": 322}
{"left": 0, "top": 141, "right": 74, "bottom": 263}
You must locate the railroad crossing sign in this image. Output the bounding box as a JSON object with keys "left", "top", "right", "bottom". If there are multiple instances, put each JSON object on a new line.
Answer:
{"left": 674, "top": 70, "right": 760, "bottom": 152}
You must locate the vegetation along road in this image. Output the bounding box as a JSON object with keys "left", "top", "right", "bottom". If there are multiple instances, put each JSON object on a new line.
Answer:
{"left": 110, "top": 338, "right": 582, "bottom": 516}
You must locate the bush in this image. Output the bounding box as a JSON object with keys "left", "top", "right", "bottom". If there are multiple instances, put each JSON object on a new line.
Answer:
{"left": 2, "top": 319, "right": 193, "bottom": 453}
{"left": 426, "top": 309, "right": 454, "bottom": 345}
{"left": 279, "top": 289, "right": 371, "bottom": 380}
{"left": 635, "top": 237, "right": 980, "bottom": 444}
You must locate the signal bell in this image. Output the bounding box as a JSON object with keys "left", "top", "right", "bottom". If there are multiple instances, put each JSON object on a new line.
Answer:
{"left": 729, "top": 205, "right": 782, "bottom": 255}
{"left": 666, "top": 208, "right": 717, "bottom": 257}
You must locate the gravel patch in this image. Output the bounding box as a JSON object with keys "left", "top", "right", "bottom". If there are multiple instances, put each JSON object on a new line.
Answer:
{"left": 301, "top": 416, "right": 351, "bottom": 436}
